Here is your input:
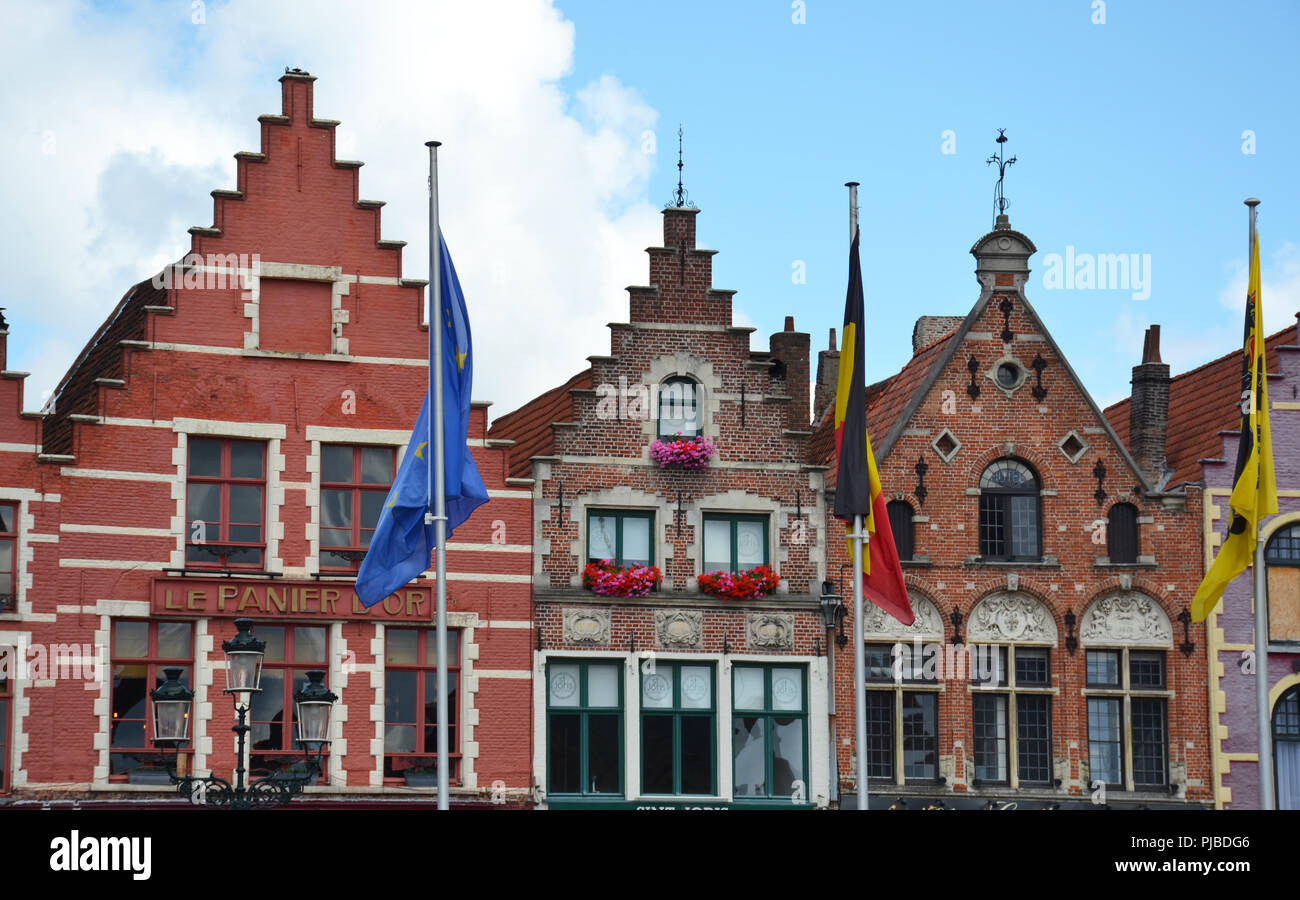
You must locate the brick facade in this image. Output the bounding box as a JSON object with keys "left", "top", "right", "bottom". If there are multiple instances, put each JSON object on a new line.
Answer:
{"left": 491, "top": 206, "right": 834, "bottom": 807}
{"left": 0, "top": 73, "right": 532, "bottom": 808}
{"left": 819, "top": 215, "right": 1211, "bottom": 808}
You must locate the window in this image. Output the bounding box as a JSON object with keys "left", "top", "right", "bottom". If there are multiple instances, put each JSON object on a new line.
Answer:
{"left": 1086, "top": 649, "right": 1169, "bottom": 789}
{"left": 249, "top": 625, "right": 328, "bottom": 779}
{"left": 110, "top": 620, "right": 193, "bottom": 777}
{"left": 320, "top": 445, "right": 396, "bottom": 571}
{"left": 863, "top": 643, "right": 939, "bottom": 782}
{"left": 587, "top": 510, "right": 654, "bottom": 567}
{"left": 186, "top": 438, "right": 266, "bottom": 568}
{"left": 0, "top": 503, "right": 15, "bottom": 612}
{"left": 1275, "top": 686, "right": 1300, "bottom": 810}
{"left": 0, "top": 650, "right": 9, "bottom": 793}
{"left": 547, "top": 660, "right": 622, "bottom": 796}
{"left": 657, "top": 376, "right": 701, "bottom": 439}
{"left": 971, "top": 646, "right": 1053, "bottom": 786}
{"left": 732, "top": 664, "right": 808, "bottom": 800}
{"left": 1266, "top": 523, "right": 1300, "bottom": 643}
{"left": 1107, "top": 503, "right": 1139, "bottom": 564}
{"left": 978, "top": 459, "right": 1040, "bottom": 561}
{"left": 641, "top": 662, "right": 715, "bottom": 795}
{"left": 384, "top": 628, "right": 459, "bottom": 780}
{"left": 886, "top": 500, "right": 915, "bottom": 562}
{"left": 703, "top": 513, "right": 768, "bottom": 574}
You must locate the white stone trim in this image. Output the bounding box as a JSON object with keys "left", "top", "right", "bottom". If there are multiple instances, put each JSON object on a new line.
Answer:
{"left": 0, "top": 443, "right": 39, "bottom": 454}
{"left": 60, "top": 467, "right": 175, "bottom": 483}
{"left": 60, "top": 523, "right": 174, "bottom": 537}
{"left": 532, "top": 650, "right": 830, "bottom": 807}
{"left": 487, "top": 489, "right": 531, "bottom": 499}
{"left": 475, "top": 669, "right": 531, "bottom": 679}
{"left": 58, "top": 559, "right": 168, "bottom": 570}
{"left": 100, "top": 417, "right": 173, "bottom": 428}
{"left": 0, "top": 491, "right": 36, "bottom": 620}
{"left": 150, "top": 341, "right": 427, "bottom": 367}
{"left": 172, "top": 418, "right": 287, "bottom": 440}
{"left": 640, "top": 353, "right": 722, "bottom": 450}
{"left": 305, "top": 425, "right": 410, "bottom": 445}
{"left": 0, "top": 628, "right": 33, "bottom": 787}
{"left": 446, "top": 542, "right": 531, "bottom": 553}
{"left": 237, "top": 260, "right": 355, "bottom": 355}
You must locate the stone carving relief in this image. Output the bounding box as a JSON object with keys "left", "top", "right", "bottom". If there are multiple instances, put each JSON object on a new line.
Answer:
{"left": 563, "top": 607, "right": 611, "bottom": 645}
{"left": 862, "top": 593, "right": 944, "bottom": 642}
{"left": 967, "top": 592, "right": 1057, "bottom": 644}
{"left": 1079, "top": 592, "right": 1172, "bottom": 647}
{"left": 746, "top": 613, "right": 794, "bottom": 650}
{"left": 654, "top": 610, "right": 703, "bottom": 649}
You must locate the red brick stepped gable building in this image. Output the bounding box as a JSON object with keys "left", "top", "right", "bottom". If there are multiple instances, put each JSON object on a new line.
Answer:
{"left": 813, "top": 213, "right": 1211, "bottom": 809}
{"left": 491, "top": 204, "right": 834, "bottom": 808}
{"left": 0, "top": 71, "right": 533, "bottom": 808}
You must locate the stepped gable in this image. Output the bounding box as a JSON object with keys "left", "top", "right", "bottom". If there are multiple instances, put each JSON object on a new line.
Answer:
{"left": 1105, "top": 317, "right": 1299, "bottom": 489}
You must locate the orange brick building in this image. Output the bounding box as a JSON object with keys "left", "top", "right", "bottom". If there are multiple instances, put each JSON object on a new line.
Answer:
{"left": 814, "top": 215, "right": 1212, "bottom": 808}
{"left": 0, "top": 72, "right": 533, "bottom": 808}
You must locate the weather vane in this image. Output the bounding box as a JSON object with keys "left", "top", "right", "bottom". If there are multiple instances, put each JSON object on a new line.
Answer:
{"left": 986, "top": 128, "right": 1016, "bottom": 227}
{"left": 666, "top": 125, "right": 695, "bottom": 210}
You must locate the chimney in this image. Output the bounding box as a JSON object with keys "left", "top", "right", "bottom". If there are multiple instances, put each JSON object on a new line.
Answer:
{"left": 814, "top": 327, "right": 840, "bottom": 421}
{"left": 1129, "top": 324, "right": 1170, "bottom": 487}
{"left": 769, "top": 316, "right": 810, "bottom": 428}
{"left": 912, "top": 315, "right": 964, "bottom": 352}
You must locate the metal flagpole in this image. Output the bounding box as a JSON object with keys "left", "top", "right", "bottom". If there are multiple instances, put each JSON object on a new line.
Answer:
{"left": 426, "top": 140, "right": 450, "bottom": 811}
{"left": 847, "top": 181, "right": 869, "bottom": 810}
{"left": 1247, "top": 197, "right": 1274, "bottom": 810}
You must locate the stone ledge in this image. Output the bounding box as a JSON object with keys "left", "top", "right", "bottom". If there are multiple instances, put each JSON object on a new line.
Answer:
{"left": 534, "top": 587, "right": 819, "bottom": 612}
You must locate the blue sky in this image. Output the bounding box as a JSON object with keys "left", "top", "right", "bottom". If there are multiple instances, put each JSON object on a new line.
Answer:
{"left": 4, "top": 0, "right": 1298, "bottom": 418}
{"left": 556, "top": 0, "right": 1300, "bottom": 405}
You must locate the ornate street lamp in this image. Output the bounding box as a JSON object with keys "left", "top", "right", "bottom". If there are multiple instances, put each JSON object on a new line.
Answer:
{"left": 820, "top": 580, "right": 848, "bottom": 649}
{"left": 148, "top": 619, "right": 337, "bottom": 809}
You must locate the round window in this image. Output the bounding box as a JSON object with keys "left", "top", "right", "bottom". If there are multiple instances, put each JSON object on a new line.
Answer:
{"left": 997, "top": 362, "right": 1020, "bottom": 388}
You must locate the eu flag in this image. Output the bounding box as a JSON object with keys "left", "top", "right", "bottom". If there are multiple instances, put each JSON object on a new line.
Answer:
{"left": 355, "top": 232, "right": 489, "bottom": 608}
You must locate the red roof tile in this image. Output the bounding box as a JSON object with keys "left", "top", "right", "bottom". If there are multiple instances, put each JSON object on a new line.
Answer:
{"left": 488, "top": 368, "right": 593, "bottom": 480}
{"left": 1104, "top": 322, "right": 1298, "bottom": 488}
{"left": 809, "top": 329, "right": 956, "bottom": 486}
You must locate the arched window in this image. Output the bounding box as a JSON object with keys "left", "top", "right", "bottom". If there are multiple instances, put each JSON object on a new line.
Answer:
{"left": 1107, "top": 503, "right": 1139, "bottom": 564}
{"left": 886, "top": 500, "right": 914, "bottom": 562}
{"left": 1275, "top": 686, "right": 1300, "bottom": 810}
{"left": 978, "top": 459, "right": 1040, "bottom": 561}
{"left": 1266, "top": 524, "right": 1300, "bottom": 644}
{"left": 657, "top": 377, "right": 700, "bottom": 439}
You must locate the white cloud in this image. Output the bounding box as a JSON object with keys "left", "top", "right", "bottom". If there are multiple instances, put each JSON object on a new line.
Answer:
{"left": 0, "top": 0, "right": 661, "bottom": 419}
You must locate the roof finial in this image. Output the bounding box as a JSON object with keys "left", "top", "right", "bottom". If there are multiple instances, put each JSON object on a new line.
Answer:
{"left": 666, "top": 124, "right": 695, "bottom": 209}
{"left": 986, "top": 128, "right": 1017, "bottom": 229}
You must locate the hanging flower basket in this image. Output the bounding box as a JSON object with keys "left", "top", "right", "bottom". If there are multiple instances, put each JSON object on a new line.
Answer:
{"left": 697, "top": 565, "right": 780, "bottom": 601}
{"left": 650, "top": 435, "right": 718, "bottom": 470}
{"left": 582, "top": 559, "right": 662, "bottom": 598}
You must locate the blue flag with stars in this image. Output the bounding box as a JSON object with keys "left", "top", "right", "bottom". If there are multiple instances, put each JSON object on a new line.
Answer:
{"left": 355, "top": 231, "right": 489, "bottom": 608}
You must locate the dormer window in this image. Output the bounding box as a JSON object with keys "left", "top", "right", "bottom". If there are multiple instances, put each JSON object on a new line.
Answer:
{"left": 978, "top": 459, "right": 1040, "bottom": 561}
{"left": 657, "top": 377, "right": 700, "bottom": 439}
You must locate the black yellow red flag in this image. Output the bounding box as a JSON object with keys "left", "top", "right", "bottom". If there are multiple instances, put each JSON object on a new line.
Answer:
{"left": 834, "top": 227, "right": 914, "bottom": 626}
{"left": 1191, "top": 231, "right": 1277, "bottom": 621}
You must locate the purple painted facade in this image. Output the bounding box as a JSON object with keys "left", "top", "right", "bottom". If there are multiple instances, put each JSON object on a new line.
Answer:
{"left": 1205, "top": 313, "right": 1300, "bottom": 809}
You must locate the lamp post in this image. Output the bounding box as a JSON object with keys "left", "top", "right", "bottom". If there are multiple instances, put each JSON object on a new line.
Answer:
{"left": 148, "top": 617, "right": 338, "bottom": 809}
{"left": 820, "top": 580, "right": 847, "bottom": 807}
{"left": 819, "top": 580, "right": 848, "bottom": 648}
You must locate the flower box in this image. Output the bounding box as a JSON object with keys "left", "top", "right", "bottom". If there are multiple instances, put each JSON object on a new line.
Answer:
{"left": 697, "top": 565, "right": 780, "bottom": 601}
{"left": 582, "top": 559, "right": 662, "bottom": 597}
{"left": 650, "top": 435, "right": 717, "bottom": 470}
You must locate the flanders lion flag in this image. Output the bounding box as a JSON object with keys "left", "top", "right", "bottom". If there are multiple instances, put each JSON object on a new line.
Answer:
{"left": 1191, "top": 231, "right": 1277, "bottom": 622}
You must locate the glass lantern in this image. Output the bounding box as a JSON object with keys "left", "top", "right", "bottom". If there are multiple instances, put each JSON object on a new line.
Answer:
{"left": 149, "top": 666, "right": 194, "bottom": 746}
{"left": 294, "top": 669, "right": 338, "bottom": 756}
{"left": 222, "top": 617, "right": 265, "bottom": 695}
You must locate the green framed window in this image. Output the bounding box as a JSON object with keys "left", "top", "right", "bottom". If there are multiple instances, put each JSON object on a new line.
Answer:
{"left": 702, "top": 513, "right": 768, "bottom": 574}
{"left": 641, "top": 662, "right": 716, "bottom": 796}
{"left": 657, "top": 376, "right": 701, "bottom": 439}
{"left": 547, "top": 659, "right": 623, "bottom": 796}
{"left": 587, "top": 510, "right": 654, "bottom": 567}
{"left": 731, "top": 664, "right": 808, "bottom": 801}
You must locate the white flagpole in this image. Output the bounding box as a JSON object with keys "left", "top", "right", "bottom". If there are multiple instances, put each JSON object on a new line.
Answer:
{"left": 1247, "top": 197, "right": 1274, "bottom": 810}
{"left": 426, "top": 140, "right": 450, "bottom": 811}
{"left": 847, "top": 181, "right": 869, "bottom": 810}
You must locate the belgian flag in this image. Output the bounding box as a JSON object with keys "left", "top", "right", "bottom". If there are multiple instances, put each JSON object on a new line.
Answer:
{"left": 834, "top": 225, "right": 915, "bottom": 626}
{"left": 1191, "top": 230, "right": 1277, "bottom": 622}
